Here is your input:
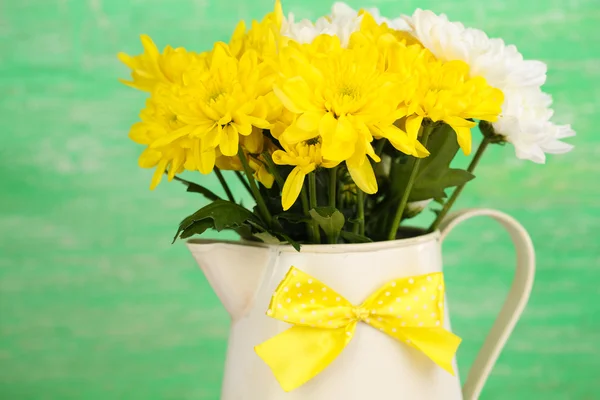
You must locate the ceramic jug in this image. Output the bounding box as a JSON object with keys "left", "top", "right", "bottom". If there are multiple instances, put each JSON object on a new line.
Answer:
{"left": 187, "top": 209, "right": 535, "bottom": 400}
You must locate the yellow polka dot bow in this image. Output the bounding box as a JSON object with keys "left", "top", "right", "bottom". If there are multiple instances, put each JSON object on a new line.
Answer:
{"left": 255, "top": 267, "right": 462, "bottom": 392}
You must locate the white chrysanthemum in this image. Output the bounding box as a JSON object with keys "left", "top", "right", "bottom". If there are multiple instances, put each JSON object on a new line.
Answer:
{"left": 405, "top": 10, "right": 547, "bottom": 90}
{"left": 360, "top": 4, "right": 411, "bottom": 31}
{"left": 280, "top": 2, "right": 361, "bottom": 47}
{"left": 280, "top": 2, "right": 410, "bottom": 48}
{"left": 404, "top": 9, "right": 574, "bottom": 163}
{"left": 493, "top": 88, "right": 574, "bottom": 163}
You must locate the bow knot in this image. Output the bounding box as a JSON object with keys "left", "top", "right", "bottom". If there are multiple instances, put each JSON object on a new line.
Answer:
{"left": 255, "top": 267, "right": 461, "bottom": 392}
{"left": 352, "top": 306, "right": 371, "bottom": 322}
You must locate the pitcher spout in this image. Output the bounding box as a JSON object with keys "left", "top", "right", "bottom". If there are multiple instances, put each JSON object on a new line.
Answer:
{"left": 186, "top": 240, "right": 271, "bottom": 320}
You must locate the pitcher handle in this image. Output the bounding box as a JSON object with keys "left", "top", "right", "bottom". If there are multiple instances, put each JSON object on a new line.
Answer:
{"left": 439, "top": 208, "right": 536, "bottom": 400}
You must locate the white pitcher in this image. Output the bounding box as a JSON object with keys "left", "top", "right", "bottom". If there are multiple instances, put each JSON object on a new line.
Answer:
{"left": 187, "top": 209, "right": 535, "bottom": 400}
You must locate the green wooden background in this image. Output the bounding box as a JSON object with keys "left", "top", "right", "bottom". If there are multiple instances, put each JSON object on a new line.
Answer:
{"left": 1, "top": 0, "right": 598, "bottom": 398}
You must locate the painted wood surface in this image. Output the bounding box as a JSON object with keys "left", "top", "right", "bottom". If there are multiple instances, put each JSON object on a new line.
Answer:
{"left": 1, "top": 0, "right": 598, "bottom": 398}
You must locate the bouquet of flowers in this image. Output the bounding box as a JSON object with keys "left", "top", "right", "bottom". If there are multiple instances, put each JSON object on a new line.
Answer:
{"left": 119, "top": 1, "right": 574, "bottom": 249}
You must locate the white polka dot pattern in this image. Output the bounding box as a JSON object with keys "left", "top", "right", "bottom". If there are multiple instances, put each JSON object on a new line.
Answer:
{"left": 256, "top": 266, "right": 462, "bottom": 392}
{"left": 266, "top": 266, "right": 452, "bottom": 347}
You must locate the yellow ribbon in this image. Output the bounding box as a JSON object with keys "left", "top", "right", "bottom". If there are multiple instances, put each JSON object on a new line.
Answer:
{"left": 255, "top": 267, "right": 462, "bottom": 392}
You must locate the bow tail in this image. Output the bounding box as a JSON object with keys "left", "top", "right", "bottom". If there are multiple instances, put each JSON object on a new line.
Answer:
{"left": 400, "top": 327, "right": 462, "bottom": 375}
{"left": 255, "top": 324, "right": 354, "bottom": 392}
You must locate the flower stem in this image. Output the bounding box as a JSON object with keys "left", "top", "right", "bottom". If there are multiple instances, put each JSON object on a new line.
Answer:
{"left": 261, "top": 151, "right": 285, "bottom": 189}
{"left": 352, "top": 188, "right": 359, "bottom": 234}
{"left": 387, "top": 123, "right": 434, "bottom": 240}
{"left": 375, "top": 138, "right": 387, "bottom": 158}
{"left": 234, "top": 171, "right": 252, "bottom": 196}
{"left": 357, "top": 189, "right": 365, "bottom": 236}
{"left": 214, "top": 167, "right": 235, "bottom": 203}
{"left": 238, "top": 146, "right": 272, "bottom": 226}
{"left": 429, "top": 136, "right": 491, "bottom": 232}
{"left": 300, "top": 186, "right": 312, "bottom": 241}
{"left": 329, "top": 166, "right": 338, "bottom": 208}
{"left": 308, "top": 172, "right": 321, "bottom": 243}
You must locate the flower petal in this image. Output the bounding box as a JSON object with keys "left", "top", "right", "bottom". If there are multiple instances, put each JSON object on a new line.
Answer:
{"left": 168, "top": 150, "right": 185, "bottom": 180}
{"left": 414, "top": 140, "right": 431, "bottom": 158}
{"left": 274, "top": 77, "right": 316, "bottom": 114}
{"left": 150, "top": 125, "right": 194, "bottom": 148}
{"left": 281, "top": 167, "right": 306, "bottom": 211}
{"left": 452, "top": 125, "right": 472, "bottom": 155}
{"left": 140, "top": 34, "right": 160, "bottom": 61}
{"left": 247, "top": 116, "right": 271, "bottom": 129}
{"left": 296, "top": 111, "right": 323, "bottom": 132}
{"left": 347, "top": 157, "right": 378, "bottom": 194}
{"left": 319, "top": 112, "right": 337, "bottom": 139}
{"left": 272, "top": 149, "right": 296, "bottom": 166}
{"left": 219, "top": 125, "right": 239, "bottom": 157}
{"left": 129, "top": 122, "right": 162, "bottom": 145}
{"left": 197, "top": 150, "right": 214, "bottom": 174}
{"left": 241, "top": 127, "right": 265, "bottom": 154}
{"left": 380, "top": 124, "right": 415, "bottom": 155}
{"left": 281, "top": 123, "right": 319, "bottom": 144}
{"left": 254, "top": 161, "right": 275, "bottom": 189}
{"left": 335, "top": 116, "right": 357, "bottom": 142}
{"left": 195, "top": 139, "right": 216, "bottom": 174}
{"left": 138, "top": 147, "right": 162, "bottom": 168}
{"left": 405, "top": 115, "right": 423, "bottom": 140}
{"left": 233, "top": 112, "right": 253, "bottom": 135}
{"left": 150, "top": 159, "right": 168, "bottom": 190}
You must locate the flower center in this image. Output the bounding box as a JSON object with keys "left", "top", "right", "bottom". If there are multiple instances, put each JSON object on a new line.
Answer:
{"left": 208, "top": 90, "right": 224, "bottom": 102}
{"left": 304, "top": 137, "right": 321, "bottom": 146}
{"left": 338, "top": 84, "right": 359, "bottom": 98}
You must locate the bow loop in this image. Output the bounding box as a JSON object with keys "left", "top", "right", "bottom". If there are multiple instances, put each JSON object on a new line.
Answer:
{"left": 256, "top": 267, "right": 461, "bottom": 392}
{"left": 360, "top": 272, "right": 446, "bottom": 329}
{"left": 267, "top": 267, "right": 354, "bottom": 329}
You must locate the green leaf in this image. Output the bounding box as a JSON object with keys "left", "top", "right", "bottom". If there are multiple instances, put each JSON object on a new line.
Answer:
{"left": 340, "top": 231, "right": 373, "bottom": 243}
{"left": 179, "top": 220, "right": 214, "bottom": 239}
{"left": 234, "top": 224, "right": 255, "bottom": 241}
{"left": 173, "top": 176, "right": 222, "bottom": 201}
{"left": 309, "top": 206, "right": 345, "bottom": 243}
{"left": 248, "top": 220, "right": 302, "bottom": 251}
{"left": 409, "top": 125, "right": 475, "bottom": 201}
{"left": 252, "top": 231, "right": 301, "bottom": 251}
{"left": 388, "top": 124, "right": 475, "bottom": 203}
{"left": 173, "top": 200, "right": 260, "bottom": 242}
{"left": 442, "top": 169, "right": 475, "bottom": 187}
{"left": 410, "top": 169, "right": 474, "bottom": 200}
{"left": 253, "top": 231, "right": 281, "bottom": 244}
{"left": 274, "top": 213, "right": 312, "bottom": 224}
{"left": 277, "top": 232, "right": 301, "bottom": 252}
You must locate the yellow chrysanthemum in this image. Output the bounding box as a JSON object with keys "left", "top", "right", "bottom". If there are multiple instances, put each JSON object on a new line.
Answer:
{"left": 270, "top": 108, "right": 297, "bottom": 139}
{"left": 118, "top": 35, "right": 204, "bottom": 92}
{"left": 273, "top": 35, "right": 421, "bottom": 194}
{"left": 399, "top": 57, "right": 503, "bottom": 155}
{"left": 216, "top": 153, "right": 274, "bottom": 189}
{"left": 121, "top": 2, "right": 504, "bottom": 201}
{"left": 215, "top": 133, "right": 277, "bottom": 189}
{"left": 350, "top": 11, "right": 421, "bottom": 50}
{"left": 273, "top": 140, "right": 339, "bottom": 210}
{"left": 128, "top": 92, "right": 191, "bottom": 189}
{"left": 229, "top": 0, "right": 284, "bottom": 60}
{"left": 146, "top": 42, "right": 281, "bottom": 170}
{"left": 371, "top": 34, "right": 504, "bottom": 155}
{"left": 121, "top": 36, "right": 282, "bottom": 189}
